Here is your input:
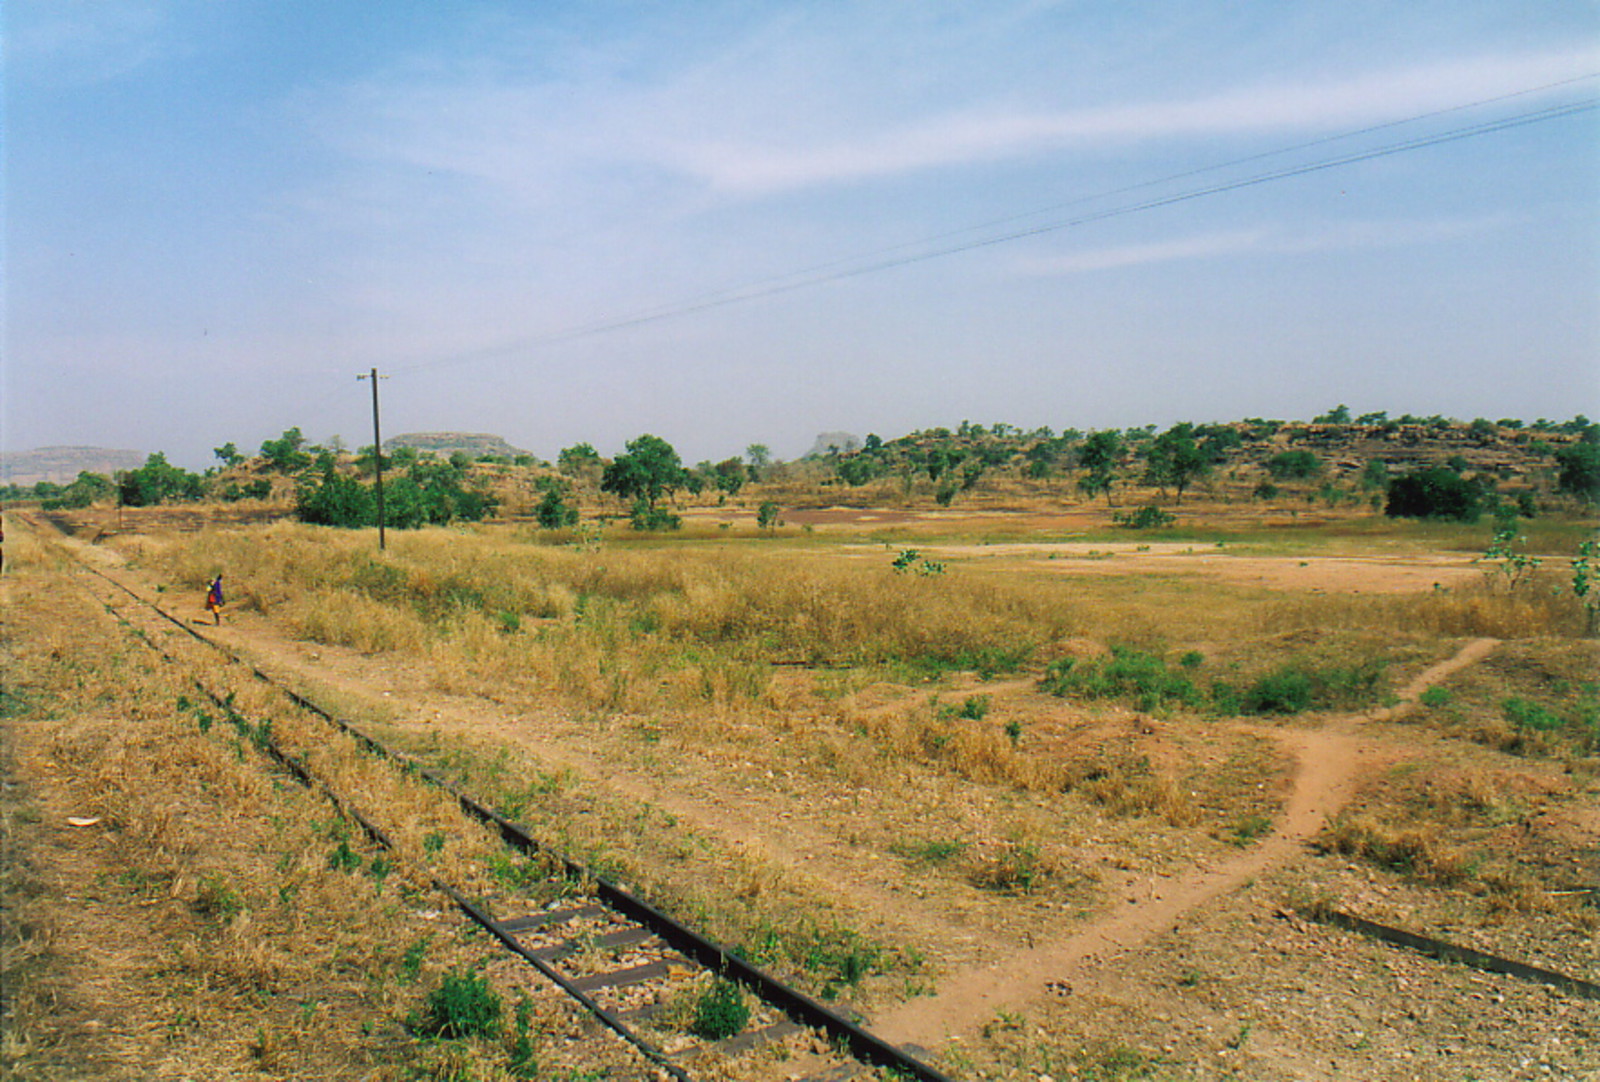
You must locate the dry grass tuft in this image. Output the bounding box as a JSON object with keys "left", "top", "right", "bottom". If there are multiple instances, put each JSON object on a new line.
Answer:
{"left": 1067, "top": 752, "right": 1201, "bottom": 827}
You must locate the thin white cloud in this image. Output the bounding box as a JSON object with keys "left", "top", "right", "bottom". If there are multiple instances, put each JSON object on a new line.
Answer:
{"left": 315, "top": 39, "right": 1596, "bottom": 211}
{"left": 6, "top": 1, "right": 179, "bottom": 85}
{"left": 672, "top": 49, "right": 1599, "bottom": 192}
{"left": 1018, "top": 215, "right": 1519, "bottom": 276}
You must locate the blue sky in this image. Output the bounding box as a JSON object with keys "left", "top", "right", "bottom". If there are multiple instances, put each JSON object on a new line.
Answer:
{"left": 5, "top": 2, "right": 1597, "bottom": 468}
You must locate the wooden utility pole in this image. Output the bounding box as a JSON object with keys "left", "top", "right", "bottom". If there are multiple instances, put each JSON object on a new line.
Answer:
{"left": 358, "top": 368, "right": 387, "bottom": 550}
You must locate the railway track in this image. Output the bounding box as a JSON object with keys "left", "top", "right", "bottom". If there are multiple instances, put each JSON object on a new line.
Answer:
{"left": 45, "top": 532, "right": 957, "bottom": 1082}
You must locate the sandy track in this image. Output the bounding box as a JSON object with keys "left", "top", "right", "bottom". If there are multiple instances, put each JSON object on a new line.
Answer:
{"left": 873, "top": 637, "right": 1501, "bottom": 1046}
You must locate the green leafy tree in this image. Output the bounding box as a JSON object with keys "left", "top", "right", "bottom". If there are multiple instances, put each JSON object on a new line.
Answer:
{"left": 1314, "top": 404, "right": 1352, "bottom": 424}
{"left": 926, "top": 446, "right": 963, "bottom": 483}
{"left": 710, "top": 457, "right": 746, "bottom": 496}
{"left": 745, "top": 443, "right": 773, "bottom": 481}
{"left": 534, "top": 483, "right": 579, "bottom": 528}
{"left": 1078, "top": 430, "right": 1123, "bottom": 506}
{"left": 837, "top": 455, "right": 878, "bottom": 486}
{"left": 259, "top": 427, "right": 311, "bottom": 472}
{"left": 213, "top": 442, "right": 244, "bottom": 468}
{"left": 41, "top": 471, "right": 115, "bottom": 510}
{"left": 119, "top": 453, "right": 204, "bottom": 506}
{"left": 1554, "top": 430, "right": 1600, "bottom": 502}
{"left": 602, "top": 435, "right": 687, "bottom": 526}
{"left": 1143, "top": 423, "right": 1209, "bottom": 503}
{"left": 385, "top": 460, "right": 498, "bottom": 527}
{"left": 556, "top": 442, "right": 602, "bottom": 482}
{"left": 1197, "top": 426, "right": 1242, "bottom": 462}
{"left": 295, "top": 464, "right": 375, "bottom": 526}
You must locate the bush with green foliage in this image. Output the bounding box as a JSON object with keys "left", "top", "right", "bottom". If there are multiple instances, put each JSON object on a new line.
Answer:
{"left": 690, "top": 979, "right": 750, "bottom": 1040}
{"left": 837, "top": 455, "right": 879, "bottom": 486}
{"left": 1265, "top": 450, "right": 1322, "bottom": 480}
{"left": 295, "top": 459, "right": 496, "bottom": 528}
{"left": 1385, "top": 467, "right": 1483, "bottom": 522}
{"left": 1554, "top": 435, "right": 1600, "bottom": 501}
{"left": 1112, "top": 505, "right": 1176, "bottom": 529}
{"left": 296, "top": 465, "right": 376, "bottom": 526}
{"left": 118, "top": 453, "right": 204, "bottom": 507}
{"left": 259, "top": 427, "right": 312, "bottom": 473}
{"left": 1041, "top": 648, "right": 1201, "bottom": 711}
{"left": 628, "top": 497, "right": 681, "bottom": 531}
{"left": 40, "top": 471, "right": 115, "bottom": 510}
{"left": 409, "top": 970, "right": 502, "bottom": 1039}
{"left": 220, "top": 478, "right": 273, "bottom": 502}
{"left": 534, "top": 482, "right": 579, "bottom": 528}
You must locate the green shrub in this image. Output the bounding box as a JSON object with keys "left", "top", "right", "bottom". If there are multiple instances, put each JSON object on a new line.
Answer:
{"left": 1243, "top": 668, "right": 1314, "bottom": 714}
{"left": 1112, "top": 505, "right": 1176, "bottom": 529}
{"left": 891, "top": 838, "right": 967, "bottom": 865}
{"left": 629, "top": 498, "right": 682, "bottom": 531}
{"left": 1385, "top": 468, "right": 1484, "bottom": 522}
{"left": 410, "top": 970, "right": 502, "bottom": 1039}
{"left": 534, "top": 486, "right": 579, "bottom": 528}
{"left": 1502, "top": 697, "right": 1564, "bottom": 732}
{"left": 690, "top": 980, "right": 750, "bottom": 1040}
{"left": 1042, "top": 647, "right": 1200, "bottom": 711}
{"left": 1266, "top": 450, "right": 1321, "bottom": 480}
{"left": 1239, "top": 659, "right": 1387, "bottom": 715}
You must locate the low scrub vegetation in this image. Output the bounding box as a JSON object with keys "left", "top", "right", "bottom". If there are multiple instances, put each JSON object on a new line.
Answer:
{"left": 1042, "top": 644, "right": 1389, "bottom": 717}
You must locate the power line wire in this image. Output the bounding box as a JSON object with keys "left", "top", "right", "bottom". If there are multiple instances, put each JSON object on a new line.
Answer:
{"left": 395, "top": 86, "right": 1597, "bottom": 377}
{"left": 534, "top": 71, "right": 1600, "bottom": 331}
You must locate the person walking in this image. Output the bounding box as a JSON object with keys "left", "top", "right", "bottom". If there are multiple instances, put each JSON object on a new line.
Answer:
{"left": 205, "top": 573, "right": 225, "bottom": 625}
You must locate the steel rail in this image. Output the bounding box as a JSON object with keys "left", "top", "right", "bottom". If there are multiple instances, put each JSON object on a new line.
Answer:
{"left": 69, "top": 563, "right": 697, "bottom": 1082}
{"left": 63, "top": 546, "right": 959, "bottom": 1082}
{"left": 1304, "top": 907, "right": 1600, "bottom": 1001}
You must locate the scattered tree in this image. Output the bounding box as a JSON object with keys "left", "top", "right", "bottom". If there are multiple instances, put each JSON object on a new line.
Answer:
{"left": 709, "top": 457, "right": 746, "bottom": 496}
{"left": 260, "top": 427, "right": 312, "bottom": 473}
{"left": 119, "top": 453, "right": 204, "bottom": 506}
{"left": 534, "top": 482, "right": 579, "bottom": 528}
{"left": 745, "top": 443, "right": 773, "bottom": 480}
{"left": 557, "top": 443, "right": 602, "bottom": 479}
{"left": 602, "top": 434, "right": 687, "bottom": 529}
{"left": 1143, "top": 424, "right": 1209, "bottom": 503}
{"left": 1078, "top": 430, "right": 1123, "bottom": 506}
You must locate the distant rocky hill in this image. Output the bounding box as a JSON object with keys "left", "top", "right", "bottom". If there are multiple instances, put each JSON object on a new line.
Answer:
{"left": 383, "top": 432, "right": 531, "bottom": 459}
{"left": 805, "top": 431, "right": 862, "bottom": 458}
{"left": 1, "top": 446, "right": 147, "bottom": 486}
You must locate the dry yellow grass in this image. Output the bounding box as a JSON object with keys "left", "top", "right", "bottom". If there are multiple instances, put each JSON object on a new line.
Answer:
{"left": 0, "top": 551, "right": 660, "bottom": 1080}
